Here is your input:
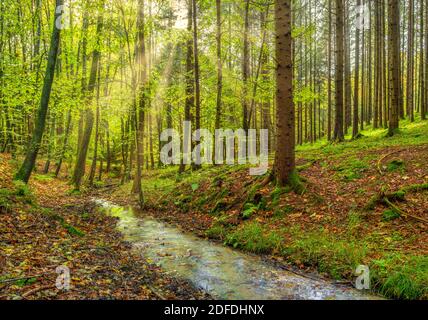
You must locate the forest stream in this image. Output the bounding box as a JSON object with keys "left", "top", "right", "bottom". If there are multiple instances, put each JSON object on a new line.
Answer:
{"left": 95, "top": 199, "right": 381, "bottom": 300}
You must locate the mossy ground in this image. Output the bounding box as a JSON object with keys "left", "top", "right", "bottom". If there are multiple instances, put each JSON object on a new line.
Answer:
{"left": 110, "top": 119, "right": 428, "bottom": 300}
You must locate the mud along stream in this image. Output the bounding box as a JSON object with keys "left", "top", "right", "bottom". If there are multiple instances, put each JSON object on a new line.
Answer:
{"left": 95, "top": 200, "right": 379, "bottom": 300}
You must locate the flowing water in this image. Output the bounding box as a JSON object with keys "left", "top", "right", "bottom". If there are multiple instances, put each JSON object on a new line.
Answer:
{"left": 96, "top": 200, "right": 380, "bottom": 300}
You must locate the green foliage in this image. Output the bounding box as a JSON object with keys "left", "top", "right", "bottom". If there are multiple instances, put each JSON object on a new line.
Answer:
{"left": 285, "top": 228, "right": 368, "bottom": 280}
{"left": 242, "top": 203, "right": 258, "bottom": 219}
{"left": 15, "top": 277, "right": 38, "bottom": 287}
{"left": 93, "top": 181, "right": 105, "bottom": 188}
{"left": 386, "top": 159, "right": 405, "bottom": 172}
{"left": 272, "top": 205, "right": 295, "bottom": 220}
{"left": 0, "top": 188, "right": 13, "bottom": 212}
{"left": 347, "top": 210, "right": 363, "bottom": 231}
{"left": 63, "top": 224, "right": 85, "bottom": 237}
{"left": 224, "top": 222, "right": 282, "bottom": 254}
{"left": 211, "top": 200, "right": 228, "bottom": 215}
{"left": 382, "top": 209, "right": 401, "bottom": 222}
{"left": 33, "top": 174, "right": 54, "bottom": 182}
{"left": 372, "top": 255, "right": 428, "bottom": 300}
{"left": 206, "top": 224, "right": 228, "bottom": 240}
{"left": 332, "top": 157, "right": 370, "bottom": 182}
{"left": 12, "top": 180, "right": 31, "bottom": 197}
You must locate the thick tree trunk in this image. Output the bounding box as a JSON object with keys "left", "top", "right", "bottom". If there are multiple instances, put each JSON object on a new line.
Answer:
{"left": 388, "top": 0, "right": 400, "bottom": 136}
{"left": 334, "top": 0, "right": 345, "bottom": 142}
{"left": 418, "top": 0, "right": 424, "bottom": 119}
{"left": 407, "top": 0, "right": 415, "bottom": 122}
{"left": 424, "top": 0, "right": 428, "bottom": 119}
{"left": 344, "top": 6, "right": 352, "bottom": 134}
{"left": 274, "top": 0, "right": 297, "bottom": 188}
{"left": 179, "top": 1, "right": 195, "bottom": 174}
{"left": 327, "top": 0, "right": 332, "bottom": 140}
{"left": 132, "top": 0, "right": 147, "bottom": 206}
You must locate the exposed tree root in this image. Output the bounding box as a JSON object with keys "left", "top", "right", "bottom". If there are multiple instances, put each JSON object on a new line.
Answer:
{"left": 22, "top": 285, "right": 56, "bottom": 299}
{"left": 377, "top": 149, "right": 406, "bottom": 175}
{"left": 383, "top": 198, "right": 428, "bottom": 225}
{"left": 364, "top": 183, "right": 428, "bottom": 225}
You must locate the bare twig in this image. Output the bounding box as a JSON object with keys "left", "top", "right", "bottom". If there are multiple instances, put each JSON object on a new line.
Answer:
{"left": 22, "top": 285, "right": 56, "bottom": 299}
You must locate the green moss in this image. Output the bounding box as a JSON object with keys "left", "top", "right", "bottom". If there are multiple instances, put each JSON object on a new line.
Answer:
{"left": 382, "top": 209, "right": 401, "bottom": 222}
{"left": 63, "top": 224, "right": 85, "bottom": 237}
{"left": 386, "top": 159, "right": 405, "bottom": 172}
{"left": 402, "top": 183, "right": 428, "bottom": 193}
{"left": 288, "top": 170, "right": 306, "bottom": 195}
{"left": 33, "top": 174, "right": 54, "bottom": 182}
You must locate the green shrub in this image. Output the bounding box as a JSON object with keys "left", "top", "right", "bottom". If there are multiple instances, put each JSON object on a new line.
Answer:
{"left": 13, "top": 180, "right": 31, "bottom": 197}
{"left": 206, "top": 224, "right": 228, "bottom": 240}
{"left": 242, "top": 203, "right": 258, "bottom": 219}
{"left": 0, "top": 188, "right": 13, "bottom": 212}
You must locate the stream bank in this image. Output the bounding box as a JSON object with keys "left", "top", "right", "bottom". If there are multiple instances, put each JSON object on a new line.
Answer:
{"left": 96, "top": 199, "right": 380, "bottom": 300}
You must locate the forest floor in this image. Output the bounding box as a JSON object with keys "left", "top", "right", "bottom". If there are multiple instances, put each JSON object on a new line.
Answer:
{"left": 1, "top": 120, "right": 427, "bottom": 300}
{"left": 0, "top": 153, "right": 209, "bottom": 300}
{"left": 105, "top": 119, "right": 428, "bottom": 300}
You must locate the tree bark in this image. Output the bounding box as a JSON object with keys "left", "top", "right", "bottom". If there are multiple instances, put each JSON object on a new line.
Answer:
{"left": 71, "top": 7, "right": 103, "bottom": 189}
{"left": 274, "top": 0, "right": 297, "bottom": 188}
{"left": 387, "top": 0, "right": 400, "bottom": 136}
{"left": 353, "top": 0, "right": 361, "bottom": 139}
{"left": 334, "top": 0, "right": 345, "bottom": 142}
{"left": 407, "top": 0, "right": 415, "bottom": 122}
{"left": 15, "top": 0, "right": 63, "bottom": 183}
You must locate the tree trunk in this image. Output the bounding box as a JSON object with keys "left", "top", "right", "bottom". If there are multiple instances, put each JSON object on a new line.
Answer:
{"left": 132, "top": 0, "right": 147, "bottom": 206}
{"left": 327, "top": 0, "right": 332, "bottom": 140}
{"left": 215, "top": 0, "right": 222, "bottom": 130}
{"left": 242, "top": 0, "right": 250, "bottom": 132}
{"left": 274, "top": 0, "right": 298, "bottom": 188}
{"left": 179, "top": 1, "right": 194, "bottom": 174}
{"left": 71, "top": 8, "right": 103, "bottom": 189}
{"left": 15, "top": 0, "right": 63, "bottom": 183}
{"left": 334, "top": 0, "right": 345, "bottom": 142}
{"left": 353, "top": 0, "right": 361, "bottom": 139}
{"left": 388, "top": 0, "right": 400, "bottom": 136}
{"left": 407, "top": 0, "right": 415, "bottom": 122}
